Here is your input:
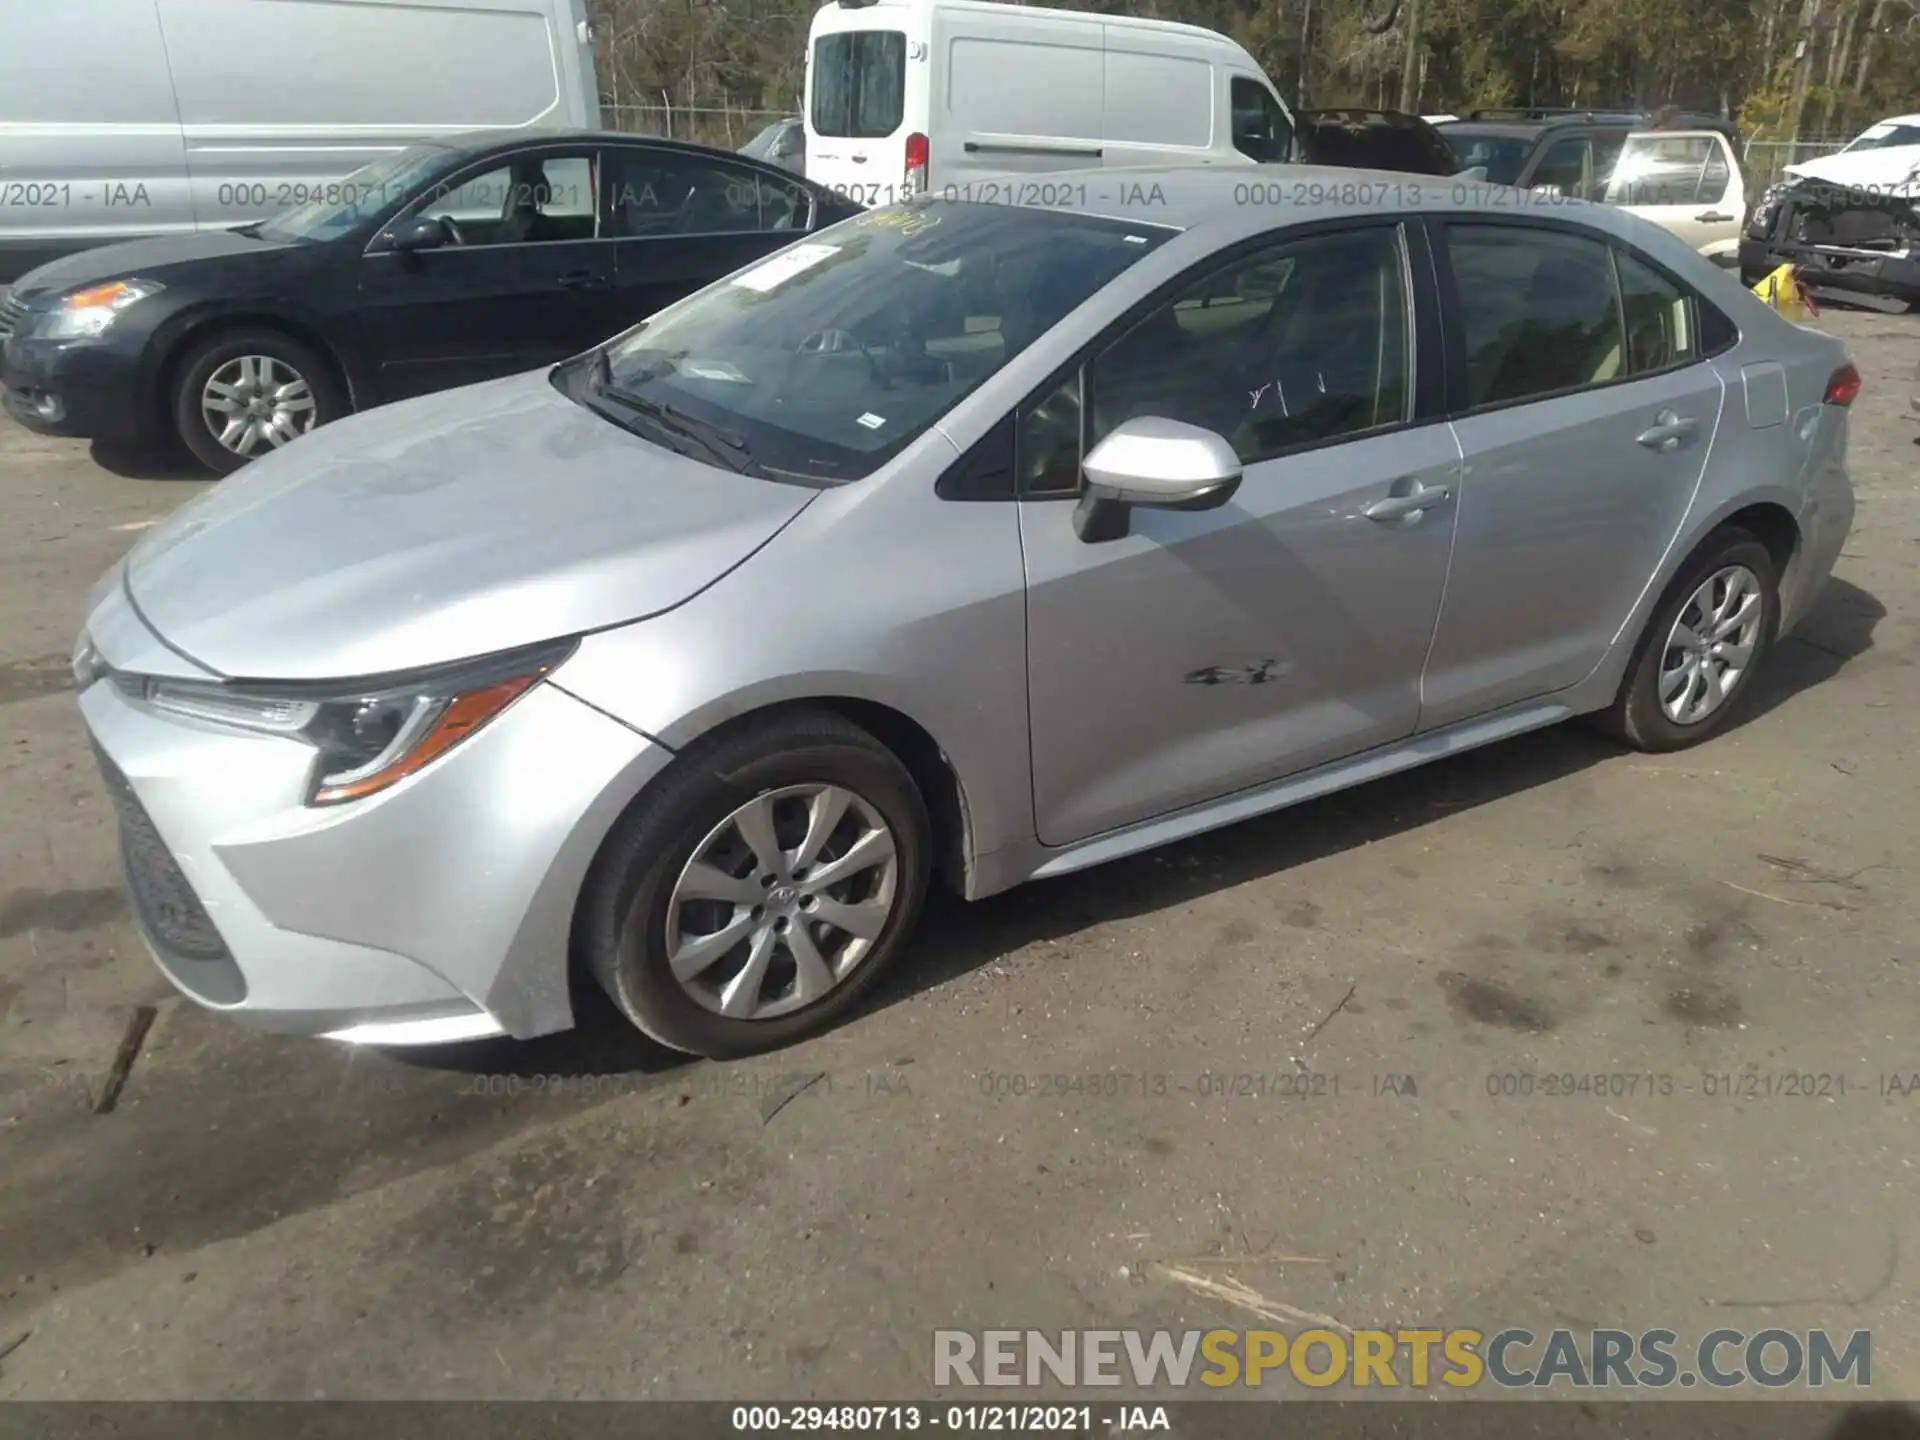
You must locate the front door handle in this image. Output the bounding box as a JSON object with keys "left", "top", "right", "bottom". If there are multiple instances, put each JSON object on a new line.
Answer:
{"left": 1636, "top": 410, "right": 1698, "bottom": 450}
{"left": 1363, "top": 480, "right": 1451, "bottom": 522}
{"left": 1696, "top": 211, "right": 1735, "bottom": 223}
{"left": 557, "top": 270, "right": 608, "bottom": 291}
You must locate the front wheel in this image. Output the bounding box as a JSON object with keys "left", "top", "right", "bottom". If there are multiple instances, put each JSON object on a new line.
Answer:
{"left": 1595, "top": 527, "right": 1780, "bottom": 752}
{"left": 171, "top": 328, "right": 342, "bottom": 475}
{"left": 581, "top": 709, "right": 932, "bottom": 1058}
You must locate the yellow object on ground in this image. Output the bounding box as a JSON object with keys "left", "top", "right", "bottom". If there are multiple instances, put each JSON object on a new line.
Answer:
{"left": 1751, "top": 263, "right": 1820, "bottom": 322}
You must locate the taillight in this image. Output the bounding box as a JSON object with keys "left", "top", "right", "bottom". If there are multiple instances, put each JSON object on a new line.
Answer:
{"left": 905, "top": 131, "right": 929, "bottom": 195}
{"left": 1824, "top": 362, "right": 1861, "bottom": 407}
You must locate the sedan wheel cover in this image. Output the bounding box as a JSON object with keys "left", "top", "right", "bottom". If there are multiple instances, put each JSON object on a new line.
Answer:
{"left": 666, "top": 784, "right": 900, "bottom": 1021}
{"left": 201, "top": 355, "right": 318, "bottom": 457}
{"left": 1659, "top": 564, "right": 1764, "bottom": 726}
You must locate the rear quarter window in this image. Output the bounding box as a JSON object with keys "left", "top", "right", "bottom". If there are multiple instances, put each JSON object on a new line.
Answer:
{"left": 811, "top": 31, "right": 907, "bottom": 139}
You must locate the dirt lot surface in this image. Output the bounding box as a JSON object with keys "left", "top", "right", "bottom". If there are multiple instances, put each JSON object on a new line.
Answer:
{"left": 1, "top": 310, "right": 1917, "bottom": 1409}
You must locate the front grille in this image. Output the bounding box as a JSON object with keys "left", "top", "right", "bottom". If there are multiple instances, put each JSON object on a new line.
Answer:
{"left": 0, "top": 293, "right": 27, "bottom": 343}
{"left": 92, "top": 743, "right": 233, "bottom": 964}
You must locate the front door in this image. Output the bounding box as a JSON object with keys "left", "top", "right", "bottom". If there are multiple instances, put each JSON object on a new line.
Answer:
{"left": 603, "top": 148, "right": 820, "bottom": 332}
{"left": 356, "top": 147, "right": 614, "bottom": 403}
{"left": 1605, "top": 131, "right": 1745, "bottom": 255}
{"left": 1019, "top": 222, "right": 1460, "bottom": 847}
{"left": 1420, "top": 219, "right": 1726, "bottom": 730}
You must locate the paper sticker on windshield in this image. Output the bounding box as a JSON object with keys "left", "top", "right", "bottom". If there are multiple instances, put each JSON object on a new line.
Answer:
{"left": 683, "top": 359, "right": 751, "bottom": 383}
{"left": 732, "top": 243, "right": 839, "bottom": 293}
{"left": 856, "top": 413, "right": 887, "bottom": 430}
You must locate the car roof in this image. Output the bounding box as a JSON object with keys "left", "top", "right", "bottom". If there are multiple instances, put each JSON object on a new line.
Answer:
{"left": 428, "top": 128, "right": 793, "bottom": 169}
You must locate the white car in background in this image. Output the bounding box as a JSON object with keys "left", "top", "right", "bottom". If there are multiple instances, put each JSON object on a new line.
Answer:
{"left": 1785, "top": 113, "right": 1920, "bottom": 194}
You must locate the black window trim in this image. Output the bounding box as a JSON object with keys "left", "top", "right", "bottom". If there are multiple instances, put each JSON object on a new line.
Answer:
{"left": 998, "top": 216, "right": 1448, "bottom": 503}
{"left": 1426, "top": 212, "right": 1738, "bottom": 423}
{"left": 367, "top": 142, "right": 610, "bottom": 257}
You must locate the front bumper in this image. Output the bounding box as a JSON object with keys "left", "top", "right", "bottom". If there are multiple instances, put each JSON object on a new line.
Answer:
{"left": 77, "top": 653, "right": 673, "bottom": 1043}
{"left": 1739, "top": 237, "right": 1920, "bottom": 306}
{"left": 1, "top": 330, "right": 152, "bottom": 443}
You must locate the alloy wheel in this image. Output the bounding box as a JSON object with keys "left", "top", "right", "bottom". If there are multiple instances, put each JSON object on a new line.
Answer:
{"left": 1659, "top": 564, "right": 1764, "bottom": 725}
{"left": 666, "top": 784, "right": 900, "bottom": 1020}
{"left": 200, "top": 355, "right": 317, "bottom": 457}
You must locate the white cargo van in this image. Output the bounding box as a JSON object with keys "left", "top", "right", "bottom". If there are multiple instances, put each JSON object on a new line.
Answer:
{"left": 0, "top": 0, "right": 600, "bottom": 283}
{"left": 803, "top": 0, "right": 1296, "bottom": 205}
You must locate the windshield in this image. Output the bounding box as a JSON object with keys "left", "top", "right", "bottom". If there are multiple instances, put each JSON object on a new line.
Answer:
{"left": 581, "top": 202, "right": 1176, "bottom": 483}
{"left": 1440, "top": 130, "right": 1534, "bottom": 185}
{"left": 254, "top": 146, "right": 457, "bottom": 243}
{"left": 811, "top": 31, "right": 906, "bottom": 139}
{"left": 1843, "top": 122, "right": 1920, "bottom": 152}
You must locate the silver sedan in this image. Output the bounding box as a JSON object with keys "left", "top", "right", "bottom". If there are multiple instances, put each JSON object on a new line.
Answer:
{"left": 74, "top": 168, "right": 1858, "bottom": 1057}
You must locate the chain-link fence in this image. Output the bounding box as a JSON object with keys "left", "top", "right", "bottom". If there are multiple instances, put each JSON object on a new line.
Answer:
{"left": 604, "top": 102, "right": 795, "bottom": 151}
{"left": 1741, "top": 136, "right": 1853, "bottom": 190}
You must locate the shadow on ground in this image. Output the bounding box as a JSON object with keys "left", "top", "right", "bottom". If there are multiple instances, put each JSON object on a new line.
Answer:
{"left": 87, "top": 439, "right": 206, "bottom": 482}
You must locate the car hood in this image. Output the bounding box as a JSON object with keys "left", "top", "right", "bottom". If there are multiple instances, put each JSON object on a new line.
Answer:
{"left": 11, "top": 229, "right": 295, "bottom": 304}
{"left": 122, "top": 370, "right": 818, "bottom": 681}
{"left": 1783, "top": 146, "right": 1920, "bottom": 194}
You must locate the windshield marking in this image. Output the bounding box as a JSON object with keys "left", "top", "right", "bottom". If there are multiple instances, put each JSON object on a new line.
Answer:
{"left": 732, "top": 242, "right": 842, "bottom": 292}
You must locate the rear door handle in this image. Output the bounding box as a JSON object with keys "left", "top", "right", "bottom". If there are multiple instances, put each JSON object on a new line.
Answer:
{"left": 1696, "top": 211, "right": 1735, "bottom": 223}
{"left": 1636, "top": 410, "right": 1698, "bottom": 450}
{"left": 1363, "top": 481, "right": 1451, "bottom": 522}
{"left": 557, "top": 270, "right": 608, "bottom": 291}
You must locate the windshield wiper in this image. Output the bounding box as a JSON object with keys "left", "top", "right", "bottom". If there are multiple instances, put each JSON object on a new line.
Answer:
{"left": 587, "top": 352, "right": 762, "bottom": 476}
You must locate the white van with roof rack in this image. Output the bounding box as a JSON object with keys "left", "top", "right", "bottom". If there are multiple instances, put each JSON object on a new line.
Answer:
{"left": 803, "top": 0, "right": 1297, "bottom": 207}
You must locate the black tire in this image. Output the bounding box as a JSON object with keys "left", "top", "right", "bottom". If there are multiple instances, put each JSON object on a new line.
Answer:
{"left": 580, "top": 708, "right": 932, "bottom": 1059}
{"left": 170, "top": 327, "right": 343, "bottom": 475}
{"left": 1594, "top": 527, "right": 1781, "bottom": 752}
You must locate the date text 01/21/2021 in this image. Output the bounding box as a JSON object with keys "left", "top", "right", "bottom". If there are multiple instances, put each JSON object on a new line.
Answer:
{"left": 731, "top": 1404, "right": 1164, "bottom": 1432}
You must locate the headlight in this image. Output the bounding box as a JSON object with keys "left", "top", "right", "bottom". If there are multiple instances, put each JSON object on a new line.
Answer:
{"left": 129, "top": 639, "right": 576, "bottom": 805}
{"left": 29, "top": 279, "right": 165, "bottom": 340}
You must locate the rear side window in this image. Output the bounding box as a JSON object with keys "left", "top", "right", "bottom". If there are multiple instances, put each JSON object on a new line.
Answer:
{"left": 1445, "top": 224, "right": 1708, "bottom": 409}
{"left": 1447, "top": 226, "right": 1624, "bottom": 406}
{"left": 1614, "top": 250, "right": 1698, "bottom": 373}
{"left": 811, "top": 31, "right": 906, "bottom": 139}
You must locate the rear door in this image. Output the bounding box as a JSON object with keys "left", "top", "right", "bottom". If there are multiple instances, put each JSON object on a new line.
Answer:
{"left": 356, "top": 144, "right": 613, "bottom": 402}
{"left": 1604, "top": 131, "right": 1744, "bottom": 255}
{"left": 1420, "top": 218, "right": 1726, "bottom": 730}
{"left": 1100, "top": 35, "right": 1217, "bottom": 167}
{"left": 603, "top": 147, "right": 822, "bottom": 330}
{"left": 806, "top": 13, "right": 915, "bottom": 204}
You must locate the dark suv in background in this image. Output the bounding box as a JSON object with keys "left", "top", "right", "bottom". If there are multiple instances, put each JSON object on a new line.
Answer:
{"left": 1435, "top": 107, "right": 1741, "bottom": 197}
{"left": 1295, "top": 110, "right": 1462, "bottom": 175}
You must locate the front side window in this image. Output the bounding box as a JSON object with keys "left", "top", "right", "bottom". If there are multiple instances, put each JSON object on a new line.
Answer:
{"left": 1605, "top": 134, "right": 1730, "bottom": 206}
{"left": 1231, "top": 77, "right": 1294, "bottom": 163}
{"left": 414, "top": 154, "right": 599, "bottom": 246}
{"left": 1528, "top": 137, "right": 1589, "bottom": 194}
{"left": 582, "top": 203, "right": 1175, "bottom": 483}
{"left": 1447, "top": 225, "right": 1624, "bottom": 406}
{"left": 811, "top": 31, "right": 906, "bottom": 139}
{"left": 1440, "top": 130, "right": 1534, "bottom": 185}
{"left": 1039, "top": 226, "right": 1410, "bottom": 487}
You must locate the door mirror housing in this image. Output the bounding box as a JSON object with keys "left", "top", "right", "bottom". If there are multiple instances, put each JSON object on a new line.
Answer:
{"left": 1074, "top": 416, "right": 1243, "bottom": 543}
{"left": 388, "top": 215, "right": 453, "bottom": 252}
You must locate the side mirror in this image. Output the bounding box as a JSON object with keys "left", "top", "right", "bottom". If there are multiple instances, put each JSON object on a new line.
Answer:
{"left": 1073, "top": 416, "right": 1243, "bottom": 544}
{"left": 388, "top": 214, "right": 452, "bottom": 252}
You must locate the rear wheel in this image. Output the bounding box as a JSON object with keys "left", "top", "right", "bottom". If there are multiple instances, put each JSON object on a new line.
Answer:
{"left": 1595, "top": 527, "right": 1780, "bottom": 752}
{"left": 581, "top": 709, "right": 931, "bottom": 1058}
{"left": 171, "top": 328, "right": 341, "bottom": 474}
